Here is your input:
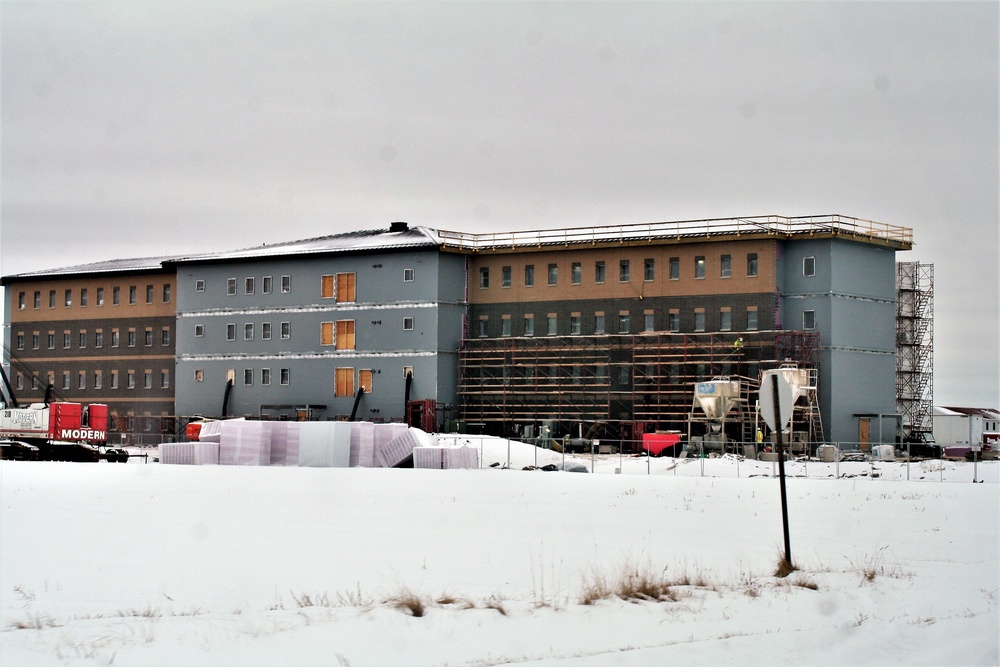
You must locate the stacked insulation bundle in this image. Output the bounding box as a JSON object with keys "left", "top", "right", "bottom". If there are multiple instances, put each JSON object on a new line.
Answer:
{"left": 163, "top": 419, "right": 475, "bottom": 469}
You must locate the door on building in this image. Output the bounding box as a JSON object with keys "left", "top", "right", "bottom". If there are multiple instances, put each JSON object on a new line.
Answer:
{"left": 858, "top": 417, "right": 871, "bottom": 451}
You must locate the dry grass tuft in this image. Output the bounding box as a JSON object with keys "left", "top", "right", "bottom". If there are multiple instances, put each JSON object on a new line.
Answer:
{"left": 388, "top": 589, "right": 427, "bottom": 617}
{"left": 773, "top": 556, "right": 798, "bottom": 579}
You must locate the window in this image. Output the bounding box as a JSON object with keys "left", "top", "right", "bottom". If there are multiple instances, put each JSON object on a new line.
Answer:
{"left": 547, "top": 314, "right": 557, "bottom": 336}
{"left": 96, "top": 288, "right": 104, "bottom": 305}
{"left": 78, "top": 371, "right": 86, "bottom": 390}
{"left": 63, "top": 332, "right": 71, "bottom": 349}
{"left": 321, "top": 321, "right": 335, "bottom": 346}
{"left": 501, "top": 266, "right": 512, "bottom": 288}
{"left": 163, "top": 284, "right": 171, "bottom": 303}
{"left": 720, "top": 309, "right": 732, "bottom": 331}
{"left": 747, "top": 253, "right": 759, "bottom": 277}
{"left": 244, "top": 369, "right": 253, "bottom": 386}
{"left": 721, "top": 255, "right": 732, "bottom": 278}
{"left": 18, "top": 292, "right": 25, "bottom": 309}
{"left": 15, "top": 374, "right": 23, "bottom": 391}
{"left": 128, "top": 329, "right": 136, "bottom": 347}
{"left": 194, "top": 369, "right": 204, "bottom": 383}
{"left": 644, "top": 259, "right": 654, "bottom": 281}
{"left": 128, "top": 372, "right": 136, "bottom": 389}
{"left": 195, "top": 279, "right": 206, "bottom": 292}
{"left": 803, "top": 256, "right": 816, "bottom": 277}
{"left": 803, "top": 310, "right": 816, "bottom": 330}
{"left": 669, "top": 257, "right": 680, "bottom": 280}
{"left": 618, "top": 313, "right": 630, "bottom": 334}
{"left": 227, "top": 278, "right": 237, "bottom": 296}
{"left": 129, "top": 286, "right": 137, "bottom": 304}
{"left": 501, "top": 316, "right": 511, "bottom": 337}
{"left": 261, "top": 322, "right": 271, "bottom": 340}
{"left": 403, "top": 317, "right": 414, "bottom": 331}
{"left": 523, "top": 314, "right": 534, "bottom": 336}
{"left": 33, "top": 291, "right": 41, "bottom": 308}
{"left": 261, "top": 368, "right": 271, "bottom": 386}
{"left": 227, "top": 324, "right": 236, "bottom": 341}
{"left": 79, "top": 331, "right": 87, "bottom": 348}
{"left": 49, "top": 290, "right": 57, "bottom": 308}
{"left": 281, "top": 275, "right": 291, "bottom": 293}
{"left": 335, "top": 367, "right": 354, "bottom": 397}
{"left": 280, "top": 368, "right": 290, "bottom": 385}
{"left": 618, "top": 366, "right": 631, "bottom": 385}
{"left": 16, "top": 333, "right": 24, "bottom": 350}
{"left": 619, "top": 260, "right": 630, "bottom": 282}
{"left": 478, "top": 318, "right": 488, "bottom": 337}
{"left": 280, "top": 322, "right": 290, "bottom": 339}
{"left": 644, "top": 312, "right": 655, "bottom": 332}
{"left": 359, "top": 369, "right": 373, "bottom": 393}
{"left": 146, "top": 285, "right": 154, "bottom": 303}
{"left": 337, "top": 273, "right": 356, "bottom": 302}
{"left": 262, "top": 276, "right": 272, "bottom": 294}
{"left": 403, "top": 268, "right": 414, "bottom": 282}
{"left": 161, "top": 371, "right": 170, "bottom": 389}
{"left": 47, "top": 332, "right": 55, "bottom": 349}
{"left": 111, "top": 370, "right": 120, "bottom": 389}
{"left": 336, "top": 320, "right": 355, "bottom": 349}
{"left": 112, "top": 286, "right": 120, "bottom": 305}
{"left": 78, "top": 288, "right": 88, "bottom": 307}
{"left": 244, "top": 323, "right": 254, "bottom": 341}
{"left": 144, "top": 328, "right": 153, "bottom": 346}
{"left": 547, "top": 264, "right": 558, "bottom": 286}
{"left": 94, "top": 372, "right": 102, "bottom": 390}
{"left": 62, "top": 371, "right": 70, "bottom": 390}
{"left": 64, "top": 289, "right": 72, "bottom": 307}
{"left": 668, "top": 311, "right": 680, "bottom": 332}
{"left": 144, "top": 371, "right": 153, "bottom": 389}
{"left": 524, "top": 265, "right": 535, "bottom": 287}
{"left": 32, "top": 375, "right": 40, "bottom": 390}
{"left": 595, "top": 261, "right": 606, "bottom": 284}
{"left": 571, "top": 262, "right": 582, "bottom": 285}
{"left": 111, "top": 330, "right": 120, "bottom": 348}
{"left": 245, "top": 277, "right": 255, "bottom": 295}
{"left": 570, "top": 314, "right": 581, "bottom": 335}
{"left": 694, "top": 309, "right": 706, "bottom": 332}
{"left": 695, "top": 256, "right": 706, "bottom": 279}
{"left": 161, "top": 328, "right": 171, "bottom": 346}
{"left": 195, "top": 325, "right": 204, "bottom": 337}
{"left": 594, "top": 313, "right": 605, "bottom": 334}
{"left": 476, "top": 266, "right": 490, "bottom": 289}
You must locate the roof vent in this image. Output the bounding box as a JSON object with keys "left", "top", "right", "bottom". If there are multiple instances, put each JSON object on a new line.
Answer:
{"left": 389, "top": 221, "right": 409, "bottom": 233}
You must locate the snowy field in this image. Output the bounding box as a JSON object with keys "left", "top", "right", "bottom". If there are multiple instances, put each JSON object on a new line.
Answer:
{"left": 1, "top": 436, "right": 997, "bottom": 666}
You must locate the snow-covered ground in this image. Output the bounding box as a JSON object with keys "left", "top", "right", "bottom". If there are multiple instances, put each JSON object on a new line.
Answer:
{"left": 1, "top": 436, "right": 997, "bottom": 666}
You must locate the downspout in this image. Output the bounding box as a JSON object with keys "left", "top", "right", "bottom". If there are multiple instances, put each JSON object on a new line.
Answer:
{"left": 349, "top": 387, "right": 366, "bottom": 421}
{"left": 221, "top": 379, "right": 234, "bottom": 418}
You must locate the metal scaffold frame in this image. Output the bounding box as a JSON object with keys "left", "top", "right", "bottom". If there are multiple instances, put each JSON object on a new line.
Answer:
{"left": 458, "top": 330, "right": 820, "bottom": 446}
{"left": 896, "top": 262, "right": 934, "bottom": 439}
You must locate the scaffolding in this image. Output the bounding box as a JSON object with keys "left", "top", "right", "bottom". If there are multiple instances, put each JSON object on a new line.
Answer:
{"left": 458, "top": 330, "right": 820, "bottom": 447}
{"left": 896, "top": 262, "right": 934, "bottom": 439}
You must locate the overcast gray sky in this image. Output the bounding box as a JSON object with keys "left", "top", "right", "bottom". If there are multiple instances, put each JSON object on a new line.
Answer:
{"left": 2, "top": 1, "right": 997, "bottom": 407}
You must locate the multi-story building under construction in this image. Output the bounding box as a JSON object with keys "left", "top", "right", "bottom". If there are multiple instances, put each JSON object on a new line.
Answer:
{"left": 452, "top": 215, "right": 913, "bottom": 447}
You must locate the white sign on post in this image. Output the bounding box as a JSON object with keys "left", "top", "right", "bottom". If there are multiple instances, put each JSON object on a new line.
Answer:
{"left": 759, "top": 372, "right": 794, "bottom": 432}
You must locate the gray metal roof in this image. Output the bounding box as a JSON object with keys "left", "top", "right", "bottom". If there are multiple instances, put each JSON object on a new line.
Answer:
{"left": 166, "top": 224, "right": 442, "bottom": 265}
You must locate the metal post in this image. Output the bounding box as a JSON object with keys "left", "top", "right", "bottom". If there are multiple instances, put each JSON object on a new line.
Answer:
{"left": 772, "top": 374, "right": 792, "bottom": 568}
{"left": 906, "top": 443, "right": 910, "bottom": 481}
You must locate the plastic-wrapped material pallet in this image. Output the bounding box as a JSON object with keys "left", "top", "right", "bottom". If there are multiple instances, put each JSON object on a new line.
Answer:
{"left": 817, "top": 444, "right": 840, "bottom": 462}
{"left": 197, "top": 420, "right": 223, "bottom": 443}
{"left": 219, "top": 420, "right": 273, "bottom": 466}
{"left": 350, "top": 421, "right": 376, "bottom": 467}
{"left": 376, "top": 427, "right": 433, "bottom": 468}
{"left": 372, "top": 423, "right": 408, "bottom": 462}
{"left": 160, "top": 442, "right": 196, "bottom": 465}
{"left": 872, "top": 444, "right": 895, "bottom": 461}
{"left": 413, "top": 446, "right": 479, "bottom": 470}
{"left": 297, "top": 422, "right": 351, "bottom": 467}
{"left": 193, "top": 441, "right": 220, "bottom": 465}
{"left": 270, "top": 422, "right": 301, "bottom": 466}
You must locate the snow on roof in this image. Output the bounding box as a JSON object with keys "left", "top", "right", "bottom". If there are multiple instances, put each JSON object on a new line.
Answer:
{"left": 1, "top": 255, "right": 179, "bottom": 284}
{"left": 167, "top": 224, "right": 442, "bottom": 264}
{"left": 937, "top": 406, "right": 1000, "bottom": 419}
